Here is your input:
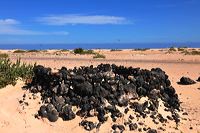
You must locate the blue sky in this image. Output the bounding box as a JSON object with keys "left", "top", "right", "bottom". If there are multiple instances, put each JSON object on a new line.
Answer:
{"left": 0, "top": 0, "right": 200, "bottom": 44}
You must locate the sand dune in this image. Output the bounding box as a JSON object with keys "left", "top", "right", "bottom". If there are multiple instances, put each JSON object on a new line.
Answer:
{"left": 0, "top": 49, "right": 200, "bottom": 133}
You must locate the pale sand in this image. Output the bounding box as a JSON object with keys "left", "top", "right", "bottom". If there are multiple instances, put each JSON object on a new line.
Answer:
{"left": 0, "top": 49, "right": 200, "bottom": 133}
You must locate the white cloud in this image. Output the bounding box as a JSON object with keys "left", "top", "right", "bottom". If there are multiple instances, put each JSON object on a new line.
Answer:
{"left": 0, "top": 18, "right": 68, "bottom": 35}
{"left": 0, "top": 19, "right": 20, "bottom": 25}
{"left": 37, "top": 14, "right": 129, "bottom": 25}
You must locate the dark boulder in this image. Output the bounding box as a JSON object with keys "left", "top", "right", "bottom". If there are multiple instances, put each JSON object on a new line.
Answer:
{"left": 80, "top": 120, "right": 96, "bottom": 131}
{"left": 178, "top": 77, "right": 196, "bottom": 85}
{"left": 47, "top": 109, "right": 59, "bottom": 122}
{"left": 74, "top": 81, "right": 93, "bottom": 96}
{"left": 61, "top": 105, "right": 76, "bottom": 120}
{"left": 38, "top": 105, "right": 48, "bottom": 118}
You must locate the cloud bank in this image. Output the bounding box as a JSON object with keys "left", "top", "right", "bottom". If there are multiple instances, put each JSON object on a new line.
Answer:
{"left": 37, "top": 14, "right": 129, "bottom": 25}
{"left": 0, "top": 18, "right": 68, "bottom": 35}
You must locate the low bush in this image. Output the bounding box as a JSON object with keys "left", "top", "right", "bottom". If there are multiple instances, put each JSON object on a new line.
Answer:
{"left": 177, "top": 48, "right": 185, "bottom": 51}
{"left": 110, "top": 49, "right": 122, "bottom": 51}
{"left": 189, "top": 50, "right": 200, "bottom": 55}
{"left": 13, "top": 49, "right": 27, "bottom": 53}
{"left": 168, "top": 47, "right": 176, "bottom": 52}
{"left": 93, "top": 53, "right": 106, "bottom": 59}
{"left": 0, "top": 53, "right": 9, "bottom": 58}
{"left": 0, "top": 58, "right": 35, "bottom": 88}
{"left": 60, "top": 49, "right": 69, "bottom": 52}
{"left": 74, "top": 48, "right": 95, "bottom": 54}
{"left": 27, "top": 49, "right": 40, "bottom": 52}
{"left": 133, "top": 48, "right": 150, "bottom": 51}
{"left": 73, "top": 48, "right": 84, "bottom": 54}
{"left": 181, "top": 50, "right": 200, "bottom": 55}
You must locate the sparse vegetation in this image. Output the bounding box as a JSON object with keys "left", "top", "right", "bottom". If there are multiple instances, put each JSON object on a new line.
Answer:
{"left": 60, "top": 49, "right": 69, "bottom": 52}
{"left": 73, "top": 48, "right": 95, "bottom": 54}
{"left": 189, "top": 50, "right": 200, "bottom": 55}
{"left": 27, "top": 49, "right": 40, "bottom": 52}
{"left": 110, "top": 49, "right": 122, "bottom": 51}
{"left": 177, "top": 46, "right": 188, "bottom": 51}
{"left": 0, "top": 58, "right": 35, "bottom": 88}
{"left": 181, "top": 49, "right": 200, "bottom": 55}
{"left": 41, "top": 50, "right": 48, "bottom": 52}
{"left": 133, "top": 48, "right": 150, "bottom": 51}
{"left": 177, "top": 47, "right": 185, "bottom": 51}
{"left": 84, "top": 49, "right": 95, "bottom": 54}
{"left": 0, "top": 53, "right": 9, "bottom": 58}
{"left": 13, "top": 49, "right": 27, "bottom": 53}
{"left": 93, "top": 53, "right": 106, "bottom": 59}
{"left": 168, "top": 47, "right": 176, "bottom": 52}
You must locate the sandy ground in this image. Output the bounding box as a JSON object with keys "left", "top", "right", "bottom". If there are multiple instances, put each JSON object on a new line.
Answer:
{"left": 0, "top": 49, "right": 200, "bottom": 133}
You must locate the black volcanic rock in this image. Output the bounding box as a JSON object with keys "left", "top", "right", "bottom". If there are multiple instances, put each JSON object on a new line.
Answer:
{"left": 179, "top": 77, "right": 196, "bottom": 85}
{"left": 80, "top": 120, "right": 96, "bottom": 131}
{"left": 129, "top": 123, "right": 138, "bottom": 131}
{"left": 147, "top": 129, "right": 157, "bottom": 133}
{"left": 47, "top": 109, "right": 59, "bottom": 122}
{"left": 197, "top": 76, "right": 200, "bottom": 82}
{"left": 61, "top": 105, "right": 76, "bottom": 120}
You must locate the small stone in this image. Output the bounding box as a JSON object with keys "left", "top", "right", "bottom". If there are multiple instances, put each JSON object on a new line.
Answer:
{"left": 167, "top": 115, "right": 173, "bottom": 120}
{"left": 147, "top": 129, "right": 157, "bottom": 133}
{"left": 118, "top": 125, "right": 125, "bottom": 131}
{"left": 129, "top": 115, "right": 134, "bottom": 120}
{"left": 182, "top": 112, "right": 188, "bottom": 115}
{"left": 19, "top": 100, "right": 23, "bottom": 104}
{"left": 112, "top": 124, "right": 118, "bottom": 130}
{"left": 138, "top": 128, "right": 142, "bottom": 132}
{"left": 80, "top": 120, "right": 96, "bottom": 131}
{"left": 24, "top": 102, "right": 29, "bottom": 106}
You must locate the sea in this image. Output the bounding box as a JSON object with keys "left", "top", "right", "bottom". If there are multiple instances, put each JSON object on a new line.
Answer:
{"left": 0, "top": 43, "right": 199, "bottom": 50}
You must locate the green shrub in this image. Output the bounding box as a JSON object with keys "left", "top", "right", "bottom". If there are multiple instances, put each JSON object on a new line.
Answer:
{"left": 74, "top": 48, "right": 95, "bottom": 54}
{"left": 84, "top": 49, "right": 95, "bottom": 54}
{"left": 0, "top": 53, "right": 9, "bottom": 58}
{"left": 93, "top": 53, "right": 106, "bottom": 59}
{"left": 73, "top": 48, "right": 84, "bottom": 54}
{"left": 27, "top": 49, "right": 40, "bottom": 52}
{"left": 13, "top": 49, "right": 27, "bottom": 53}
{"left": 0, "top": 58, "right": 35, "bottom": 88}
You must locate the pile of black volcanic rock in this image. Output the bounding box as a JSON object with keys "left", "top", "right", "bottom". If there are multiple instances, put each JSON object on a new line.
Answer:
{"left": 26, "top": 64, "right": 182, "bottom": 132}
